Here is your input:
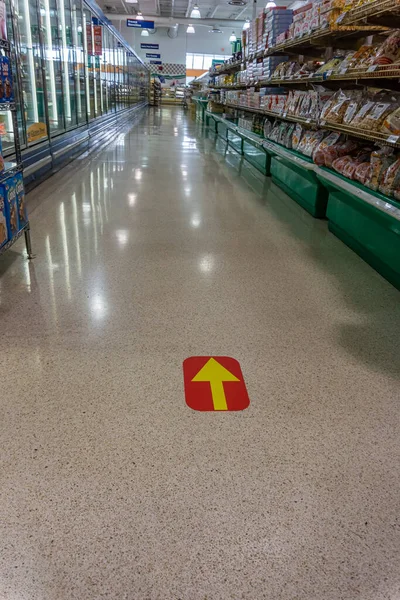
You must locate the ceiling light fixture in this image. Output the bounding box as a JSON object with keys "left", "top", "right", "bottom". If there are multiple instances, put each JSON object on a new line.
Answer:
{"left": 186, "top": 23, "right": 195, "bottom": 33}
{"left": 136, "top": 11, "right": 144, "bottom": 19}
{"left": 209, "top": 26, "right": 222, "bottom": 33}
{"left": 141, "top": 28, "right": 149, "bottom": 36}
{"left": 243, "top": 18, "right": 250, "bottom": 30}
{"left": 229, "top": 31, "right": 237, "bottom": 42}
{"left": 266, "top": 1, "right": 276, "bottom": 7}
{"left": 190, "top": 3, "right": 201, "bottom": 18}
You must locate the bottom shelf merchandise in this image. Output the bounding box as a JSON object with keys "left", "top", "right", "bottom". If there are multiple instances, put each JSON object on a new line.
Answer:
{"left": 0, "top": 169, "right": 29, "bottom": 252}
{"left": 205, "top": 109, "right": 400, "bottom": 291}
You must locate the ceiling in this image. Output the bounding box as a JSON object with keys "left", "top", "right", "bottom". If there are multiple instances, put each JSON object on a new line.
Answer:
{"left": 99, "top": 0, "right": 291, "bottom": 22}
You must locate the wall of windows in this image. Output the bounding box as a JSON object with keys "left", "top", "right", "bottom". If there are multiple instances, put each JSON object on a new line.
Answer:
{"left": 186, "top": 53, "right": 232, "bottom": 71}
{"left": 2, "top": 0, "right": 148, "bottom": 156}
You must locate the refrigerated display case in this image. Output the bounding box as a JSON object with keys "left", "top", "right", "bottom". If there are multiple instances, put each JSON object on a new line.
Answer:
{"left": 4, "top": 0, "right": 148, "bottom": 184}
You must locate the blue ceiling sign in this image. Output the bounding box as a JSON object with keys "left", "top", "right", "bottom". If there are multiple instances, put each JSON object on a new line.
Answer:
{"left": 127, "top": 18, "right": 155, "bottom": 28}
{"left": 146, "top": 53, "right": 160, "bottom": 58}
{"left": 141, "top": 43, "right": 159, "bottom": 49}
{"left": 150, "top": 60, "right": 162, "bottom": 64}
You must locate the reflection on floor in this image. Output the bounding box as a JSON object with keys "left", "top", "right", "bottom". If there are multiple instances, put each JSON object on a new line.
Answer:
{"left": 0, "top": 107, "right": 399, "bottom": 600}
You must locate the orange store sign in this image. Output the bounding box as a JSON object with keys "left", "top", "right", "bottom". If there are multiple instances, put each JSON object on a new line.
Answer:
{"left": 183, "top": 357, "right": 250, "bottom": 412}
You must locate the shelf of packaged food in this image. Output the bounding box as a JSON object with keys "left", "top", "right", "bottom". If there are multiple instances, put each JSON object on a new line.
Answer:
{"left": 224, "top": 102, "right": 317, "bottom": 126}
{"left": 266, "top": 25, "right": 388, "bottom": 57}
{"left": 210, "top": 63, "right": 400, "bottom": 89}
{"left": 0, "top": 223, "right": 30, "bottom": 258}
{"left": 321, "top": 120, "right": 400, "bottom": 148}
{"left": 338, "top": 0, "right": 400, "bottom": 27}
{"left": 209, "top": 60, "right": 243, "bottom": 76}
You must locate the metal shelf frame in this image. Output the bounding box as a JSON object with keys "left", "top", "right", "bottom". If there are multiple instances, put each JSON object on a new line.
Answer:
{"left": 0, "top": 6, "right": 33, "bottom": 260}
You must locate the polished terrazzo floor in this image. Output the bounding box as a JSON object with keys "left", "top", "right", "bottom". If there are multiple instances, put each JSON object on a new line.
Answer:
{"left": 1, "top": 107, "right": 399, "bottom": 600}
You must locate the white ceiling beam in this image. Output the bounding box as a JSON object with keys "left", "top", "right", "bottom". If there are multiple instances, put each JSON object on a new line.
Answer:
{"left": 209, "top": 5, "right": 218, "bottom": 17}
{"left": 107, "top": 13, "right": 246, "bottom": 25}
{"left": 121, "top": 0, "right": 129, "bottom": 13}
{"left": 235, "top": 6, "right": 247, "bottom": 19}
{"left": 185, "top": 0, "right": 191, "bottom": 17}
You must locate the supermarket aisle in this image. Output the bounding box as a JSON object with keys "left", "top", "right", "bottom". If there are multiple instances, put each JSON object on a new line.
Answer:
{"left": 1, "top": 107, "right": 400, "bottom": 600}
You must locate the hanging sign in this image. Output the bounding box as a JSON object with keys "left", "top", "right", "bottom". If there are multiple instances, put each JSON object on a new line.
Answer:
{"left": 27, "top": 122, "right": 48, "bottom": 144}
{"left": 86, "top": 23, "right": 93, "bottom": 55}
{"left": 127, "top": 18, "right": 155, "bottom": 28}
{"left": 146, "top": 53, "right": 160, "bottom": 58}
{"left": 141, "top": 43, "right": 159, "bottom": 49}
{"left": 183, "top": 357, "right": 250, "bottom": 412}
{"left": 93, "top": 25, "right": 102, "bottom": 55}
{"left": 150, "top": 60, "right": 162, "bottom": 64}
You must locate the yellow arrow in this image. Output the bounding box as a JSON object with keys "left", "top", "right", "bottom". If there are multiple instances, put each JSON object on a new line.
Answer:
{"left": 192, "top": 358, "right": 240, "bottom": 411}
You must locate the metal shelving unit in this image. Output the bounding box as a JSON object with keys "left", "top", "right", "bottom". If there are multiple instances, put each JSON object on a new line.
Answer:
{"left": 0, "top": 20, "right": 33, "bottom": 259}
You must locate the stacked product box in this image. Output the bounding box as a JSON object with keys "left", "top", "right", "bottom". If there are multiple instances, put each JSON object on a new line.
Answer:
{"left": 263, "top": 7, "right": 293, "bottom": 49}
{"left": 0, "top": 172, "right": 27, "bottom": 248}
{"left": 262, "top": 56, "right": 289, "bottom": 79}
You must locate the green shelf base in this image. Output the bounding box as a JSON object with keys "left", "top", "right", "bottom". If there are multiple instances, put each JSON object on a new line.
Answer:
{"left": 329, "top": 222, "right": 400, "bottom": 291}
{"left": 227, "top": 129, "right": 244, "bottom": 154}
{"left": 320, "top": 174, "right": 400, "bottom": 291}
{"left": 243, "top": 139, "right": 270, "bottom": 175}
{"left": 270, "top": 155, "right": 328, "bottom": 218}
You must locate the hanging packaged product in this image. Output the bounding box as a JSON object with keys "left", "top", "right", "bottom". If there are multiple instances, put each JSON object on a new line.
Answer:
{"left": 14, "top": 172, "right": 27, "bottom": 229}
{"left": 0, "top": 1, "right": 6, "bottom": 41}
{"left": 0, "top": 55, "right": 13, "bottom": 103}
{"left": 0, "top": 177, "right": 17, "bottom": 238}
{"left": 0, "top": 187, "right": 7, "bottom": 248}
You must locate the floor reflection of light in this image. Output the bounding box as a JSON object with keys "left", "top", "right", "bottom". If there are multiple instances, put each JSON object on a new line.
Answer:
{"left": 72, "top": 193, "right": 82, "bottom": 277}
{"left": 190, "top": 214, "right": 201, "bottom": 228}
{"left": 199, "top": 254, "right": 214, "bottom": 273}
{"left": 82, "top": 203, "right": 91, "bottom": 213}
{"left": 182, "top": 170, "right": 187, "bottom": 178}
{"left": 128, "top": 193, "right": 136, "bottom": 207}
{"left": 91, "top": 294, "right": 107, "bottom": 319}
{"left": 59, "top": 202, "right": 72, "bottom": 300}
{"left": 184, "top": 186, "right": 191, "bottom": 197}
{"left": 134, "top": 169, "right": 142, "bottom": 180}
{"left": 116, "top": 229, "right": 129, "bottom": 246}
{"left": 45, "top": 236, "right": 58, "bottom": 325}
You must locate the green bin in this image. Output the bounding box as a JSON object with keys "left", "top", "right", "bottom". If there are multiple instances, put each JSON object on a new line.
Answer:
{"left": 318, "top": 169, "right": 400, "bottom": 291}
{"left": 270, "top": 154, "right": 328, "bottom": 218}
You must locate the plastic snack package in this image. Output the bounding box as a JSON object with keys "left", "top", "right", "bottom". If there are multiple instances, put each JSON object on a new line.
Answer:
{"left": 378, "top": 157, "right": 400, "bottom": 196}
{"left": 367, "top": 147, "right": 396, "bottom": 191}
{"left": 381, "top": 106, "right": 400, "bottom": 136}
{"left": 392, "top": 169, "right": 400, "bottom": 201}
{"left": 332, "top": 155, "right": 354, "bottom": 175}
{"left": 342, "top": 90, "right": 363, "bottom": 124}
{"left": 326, "top": 89, "right": 353, "bottom": 124}
{"left": 312, "top": 132, "right": 341, "bottom": 165}
{"left": 373, "top": 30, "right": 400, "bottom": 65}
{"left": 354, "top": 162, "right": 372, "bottom": 185}
{"left": 350, "top": 101, "right": 376, "bottom": 127}
{"left": 284, "top": 123, "right": 296, "bottom": 148}
{"left": 263, "top": 119, "right": 273, "bottom": 137}
{"left": 324, "top": 139, "right": 359, "bottom": 168}
{"left": 268, "top": 122, "right": 281, "bottom": 142}
{"left": 277, "top": 121, "right": 289, "bottom": 145}
{"left": 297, "top": 130, "right": 313, "bottom": 155}
{"left": 302, "top": 129, "right": 326, "bottom": 157}
{"left": 292, "top": 123, "right": 303, "bottom": 150}
{"left": 320, "top": 90, "right": 340, "bottom": 121}
{"left": 362, "top": 102, "right": 398, "bottom": 132}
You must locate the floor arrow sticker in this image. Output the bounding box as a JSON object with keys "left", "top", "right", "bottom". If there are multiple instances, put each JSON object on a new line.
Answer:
{"left": 183, "top": 357, "right": 250, "bottom": 412}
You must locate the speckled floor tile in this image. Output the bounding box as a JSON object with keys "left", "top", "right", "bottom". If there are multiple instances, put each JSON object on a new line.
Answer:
{"left": 0, "top": 107, "right": 399, "bottom": 600}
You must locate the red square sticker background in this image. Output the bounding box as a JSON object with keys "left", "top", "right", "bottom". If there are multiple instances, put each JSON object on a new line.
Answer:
{"left": 183, "top": 356, "right": 250, "bottom": 412}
